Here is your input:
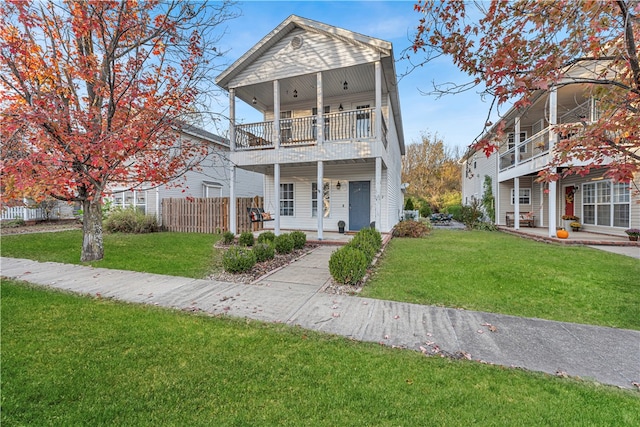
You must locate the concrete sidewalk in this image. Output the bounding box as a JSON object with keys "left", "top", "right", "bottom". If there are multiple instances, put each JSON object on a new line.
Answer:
{"left": 2, "top": 249, "right": 639, "bottom": 390}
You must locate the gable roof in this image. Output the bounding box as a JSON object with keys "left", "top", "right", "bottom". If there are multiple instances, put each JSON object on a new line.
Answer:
{"left": 216, "top": 15, "right": 392, "bottom": 88}
{"left": 216, "top": 15, "right": 405, "bottom": 153}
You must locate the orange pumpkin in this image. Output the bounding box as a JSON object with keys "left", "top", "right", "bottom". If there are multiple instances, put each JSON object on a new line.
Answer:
{"left": 556, "top": 229, "right": 569, "bottom": 239}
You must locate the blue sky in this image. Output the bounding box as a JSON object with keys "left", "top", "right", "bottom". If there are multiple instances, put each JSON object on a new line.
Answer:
{"left": 213, "top": 0, "right": 493, "bottom": 151}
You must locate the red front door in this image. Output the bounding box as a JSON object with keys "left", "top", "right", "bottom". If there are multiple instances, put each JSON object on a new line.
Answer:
{"left": 565, "top": 187, "right": 575, "bottom": 217}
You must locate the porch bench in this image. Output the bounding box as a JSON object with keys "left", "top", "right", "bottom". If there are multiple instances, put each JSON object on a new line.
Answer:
{"left": 247, "top": 207, "right": 274, "bottom": 223}
{"left": 505, "top": 212, "right": 535, "bottom": 227}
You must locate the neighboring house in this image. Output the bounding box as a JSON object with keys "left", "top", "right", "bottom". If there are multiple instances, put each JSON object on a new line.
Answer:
{"left": 108, "top": 125, "right": 264, "bottom": 222}
{"left": 461, "top": 66, "right": 639, "bottom": 237}
{"left": 215, "top": 15, "right": 406, "bottom": 238}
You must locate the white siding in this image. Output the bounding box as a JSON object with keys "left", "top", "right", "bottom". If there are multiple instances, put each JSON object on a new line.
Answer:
{"left": 261, "top": 162, "right": 398, "bottom": 233}
{"left": 231, "top": 28, "right": 381, "bottom": 87}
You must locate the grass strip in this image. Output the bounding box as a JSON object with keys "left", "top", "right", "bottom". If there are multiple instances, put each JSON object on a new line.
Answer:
{"left": 0, "top": 231, "right": 221, "bottom": 278}
{"left": 2, "top": 281, "right": 639, "bottom": 426}
{"left": 363, "top": 229, "right": 640, "bottom": 330}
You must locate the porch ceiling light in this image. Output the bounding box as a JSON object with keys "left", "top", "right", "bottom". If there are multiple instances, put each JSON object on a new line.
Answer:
{"left": 293, "top": 89, "right": 298, "bottom": 98}
{"left": 252, "top": 97, "right": 257, "bottom": 105}
{"left": 343, "top": 80, "right": 348, "bottom": 90}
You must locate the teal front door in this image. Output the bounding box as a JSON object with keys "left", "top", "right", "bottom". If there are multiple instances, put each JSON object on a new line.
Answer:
{"left": 349, "top": 181, "right": 370, "bottom": 231}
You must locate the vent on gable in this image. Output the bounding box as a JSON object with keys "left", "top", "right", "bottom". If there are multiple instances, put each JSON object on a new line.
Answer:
{"left": 291, "top": 36, "right": 303, "bottom": 50}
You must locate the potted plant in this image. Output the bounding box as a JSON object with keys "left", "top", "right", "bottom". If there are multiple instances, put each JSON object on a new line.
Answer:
{"left": 624, "top": 228, "right": 640, "bottom": 241}
{"left": 569, "top": 221, "right": 581, "bottom": 232}
{"left": 561, "top": 214, "right": 578, "bottom": 230}
{"left": 338, "top": 220, "right": 345, "bottom": 234}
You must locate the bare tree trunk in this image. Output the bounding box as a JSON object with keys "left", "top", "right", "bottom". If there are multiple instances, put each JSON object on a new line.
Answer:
{"left": 81, "top": 198, "right": 104, "bottom": 262}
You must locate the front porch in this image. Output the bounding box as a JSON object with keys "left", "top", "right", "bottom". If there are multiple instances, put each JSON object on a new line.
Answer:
{"left": 498, "top": 225, "right": 639, "bottom": 247}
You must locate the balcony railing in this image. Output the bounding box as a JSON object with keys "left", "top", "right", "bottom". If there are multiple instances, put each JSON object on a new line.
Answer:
{"left": 234, "top": 108, "right": 385, "bottom": 150}
{"left": 499, "top": 128, "right": 551, "bottom": 171}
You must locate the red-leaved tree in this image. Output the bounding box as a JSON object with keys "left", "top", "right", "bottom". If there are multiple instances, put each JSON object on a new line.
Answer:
{"left": 0, "top": 0, "right": 236, "bottom": 261}
{"left": 409, "top": 0, "right": 639, "bottom": 183}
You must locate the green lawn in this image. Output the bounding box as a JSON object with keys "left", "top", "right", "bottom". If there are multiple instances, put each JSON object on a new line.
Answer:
{"left": 363, "top": 229, "right": 640, "bottom": 330}
{"left": 0, "top": 230, "right": 221, "bottom": 278}
{"left": 3, "top": 281, "right": 639, "bottom": 426}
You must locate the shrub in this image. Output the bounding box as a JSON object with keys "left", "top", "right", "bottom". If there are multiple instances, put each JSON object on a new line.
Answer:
{"left": 222, "top": 246, "right": 256, "bottom": 273}
{"left": 3, "top": 218, "right": 26, "bottom": 228}
{"left": 257, "top": 231, "right": 276, "bottom": 244}
{"left": 404, "top": 197, "right": 415, "bottom": 210}
{"left": 356, "top": 227, "right": 382, "bottom": 251}
{"left": 274, "top": 233, "right": 294, "bottom": 254}
{"left": 222, "top": 231, "right": 235, "bottom": 245}
{"left": 103, "top": 207, "right": 158, "bottom": 233}
{"left": 329, "top": 246, "right": 368, "bottom": 285}
{"left": 253, "top": 242, "right": 275, "bottom": 262}
{"left": 290, "top": 231, "right": 307, "bottom": 249}
{"left": 238, "top": 231, "right": 255, "bottom": 247}
{"left": 392, "top": 220, "right": 430, "bottom": 238}
{"left": 348, "top": 238, "right": 377, "bottom": 264}
{"left": 445, "top": 204, "right": 463, "bottom": 222}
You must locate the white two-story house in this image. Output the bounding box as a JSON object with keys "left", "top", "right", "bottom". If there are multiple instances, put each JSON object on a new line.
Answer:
{"left": 462, "top": 63, "right": 639, "bottom": 238}
{"left": 216, "top": 15, "right": 405, "bottom": 238}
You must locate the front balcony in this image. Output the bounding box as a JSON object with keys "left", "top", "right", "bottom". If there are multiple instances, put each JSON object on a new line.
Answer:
{"left": 235, "top": 108, "right": 387, "bottom": 151}
{"left": 499, "top": 127, "right": 551, "bottom": 172}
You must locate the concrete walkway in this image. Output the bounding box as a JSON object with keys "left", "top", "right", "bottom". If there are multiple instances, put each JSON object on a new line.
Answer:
{"left": 2, "top": 249, "right": 639, "bottom": 390}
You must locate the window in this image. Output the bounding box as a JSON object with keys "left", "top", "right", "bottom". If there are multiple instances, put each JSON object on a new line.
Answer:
{"left": 508, "top": 132, "right": 528, "bottom": 153}
{"left": 510, "top": 188, "right": 531, "bottom": 205}
{"left": 203, "top": 182, "right": 222, "bottom": 198}
{"left": 583, "top": 181, "right": 629, "bottom": 227}
{"left": 111, "top": 190, "right": 146, "bottom": 213}
{"left": 280, "top": 183, "right": 294, "bottom": 216}
{"left": 312, "top": 181, "right": 330, "bottom": 218}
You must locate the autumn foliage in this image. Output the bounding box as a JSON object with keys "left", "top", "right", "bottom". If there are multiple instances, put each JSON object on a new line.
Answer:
{"left": 0, "top": 0, "right": 234, "bottom": 260}
{"left": 410, "top": 0, "right": 640, "bottom": 183}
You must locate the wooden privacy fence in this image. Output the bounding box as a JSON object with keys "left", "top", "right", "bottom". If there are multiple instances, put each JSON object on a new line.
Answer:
{"left": 162, "top": 196, "right": 263, "bottom": 234}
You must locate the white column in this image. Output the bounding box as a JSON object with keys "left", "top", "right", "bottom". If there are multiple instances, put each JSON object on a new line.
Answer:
{"left": 548, "top": 86, "right": 558, "bottom": 237}
{"left": 316, "top": 72, "right": 324, "bottom": 144}
{"left": 375, "top": 157, "right": 382, "bottom": 230}
{"left": 274, "top": 163, "right": 280, "bottom": 235}
{"left": 229, "top": 165, "right": 237, "bottom": 234}
{"left": 155, "top": 187, "right": 160, "bottom": 225}
{"left": 23, "top": 197, "right": 28, "bottom": 221}
{"left": 317, "top": 161, "right": 323, "bottom": 240}
{"left": 514, "top": 177, "right": 520, "bottom": 230}
{"left": 375, "top": 61, "right": 382, "bottom": 140}
{"left": 273, "top": 80, "right": 280, "bottom": 149}
{"left": 514, "top": 116, "right": 521, "bottom": 165}
{"left": 229, "top": 88, "right": 236, "bottom": 151}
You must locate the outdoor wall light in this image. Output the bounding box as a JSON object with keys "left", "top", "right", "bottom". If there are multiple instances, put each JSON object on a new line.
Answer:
{"left": 252, "top": 97, "right": 257, "bottom": 105}
{"left": 338, "top": 104, "right": 343, "bottom": 111}
{"left": 336, "top": 181, "right": 341, "bottom": 190}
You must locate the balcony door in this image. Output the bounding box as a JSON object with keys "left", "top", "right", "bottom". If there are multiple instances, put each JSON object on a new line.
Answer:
{"left": 355, "top": 105, "right": 370, "bottom": 138}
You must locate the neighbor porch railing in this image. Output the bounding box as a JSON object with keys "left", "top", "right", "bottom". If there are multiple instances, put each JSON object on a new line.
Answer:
{"left": 499, "top": 128, "right": 551, "bottom": 171}
{"left": 234, "top": 107, "right": 386, "bottom": 150}
{"left": 1, "top": 206, "right": 44, "bottom": 221}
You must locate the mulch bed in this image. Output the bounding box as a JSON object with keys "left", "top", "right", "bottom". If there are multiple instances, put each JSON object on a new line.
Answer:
{"left": 1, "top": 219, "right": 81, "bottom": 235}
{"left": 208, "top": 242, "right": 319, "bottom": 284}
